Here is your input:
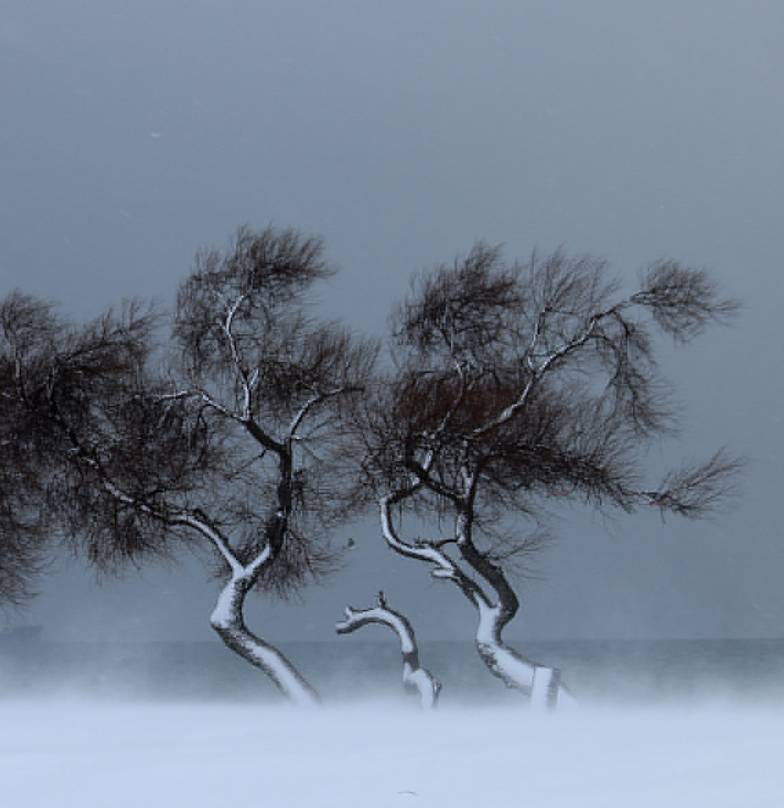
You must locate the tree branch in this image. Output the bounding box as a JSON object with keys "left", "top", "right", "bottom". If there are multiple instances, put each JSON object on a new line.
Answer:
{"left": 287, "top": 385, "right": 363, "bottom": 440}
{"left": 379, "top": 493, "right": 492, "bottom": 609}
{"left": 336, "top": 591, "right": 441, "bottom": 708}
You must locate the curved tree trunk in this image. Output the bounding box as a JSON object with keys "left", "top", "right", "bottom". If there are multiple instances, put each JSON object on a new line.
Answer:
{"left": 458, "top": 513, "right": 563, "bottom": 709}
{"left": 336, "top": 591, "right": 441, "bottom": 708}
{"left": 377, "top": 493, "right": 565, "bottom": 709}
{"left": 474, "top": 601, "right": 562, "bottom": 708}
{"left": 205, "top": 435, "right": 319, "bottom": 706}
{"left": 210, "top": 572, "right": 319, "bottom": 706}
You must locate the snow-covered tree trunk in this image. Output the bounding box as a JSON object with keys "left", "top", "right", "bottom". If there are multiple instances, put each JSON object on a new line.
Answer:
{"left": 457, "top": 511, "right": 564, "bottom": 708}
{"left": 84, "top": 473, "right": 320, "bottom": 706}
{"left": 474, "top": 601, "right": 562, "bottom": 708}
{"left": 211, "top": 571, "right": 319, "bottom": 706}
{"left": 335, "top": 591, "right": 441, "bottom": 708}
{"left": 379, "top": 493, "right": 566, "bottom": 709}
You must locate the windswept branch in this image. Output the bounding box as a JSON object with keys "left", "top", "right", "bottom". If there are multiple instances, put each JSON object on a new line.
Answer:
{"left": 336, "top": 591, "right": 441, "bottom": 708}
{"left": 632, "top": 261, "right": 739, "bottom": 340}
{"left": 470, "top": 304, "right": 619, "bottom": 439}
{"left": 155, "top": 387, "right": 285, "bottom": 454}
{"left": 640, "top": 450, "right": 744, "bottom": 518}
{"left": 221, "top": 292, "right": 265, "bottom": 422}
{"left": 379, "top": 493, "right": 492, "bottom": 610}
{"left": 288, "top": 384, "right": 363, "bottom": 440}
{"left": 77, "top": 453, "right": 244, "bottom": 574}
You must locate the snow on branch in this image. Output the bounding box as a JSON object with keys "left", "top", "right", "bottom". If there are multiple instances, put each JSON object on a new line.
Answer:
{"left": 336, "top": 591, "right": 441, "bottom": 708}
{"left": 379, "top": 493, "right": 492, "bottom": 610}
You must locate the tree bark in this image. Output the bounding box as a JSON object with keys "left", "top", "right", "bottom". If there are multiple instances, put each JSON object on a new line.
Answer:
{"left": 210, "top": 573, "right": 319, "bottom": 706}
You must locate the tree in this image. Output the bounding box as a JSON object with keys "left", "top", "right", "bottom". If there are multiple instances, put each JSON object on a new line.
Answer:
{"left": 355, "top": 244, "right": 741, "bottom": 707}
{"left": 0, "top": 226, "right": 375, "bottom": 704}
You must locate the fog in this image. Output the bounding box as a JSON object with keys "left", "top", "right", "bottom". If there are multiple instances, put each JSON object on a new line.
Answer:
{"left": 4, "top": 636, "right": 784, "bottom": 805}
{"left": 4, "top": 636, "right": 784, "bottom": 706}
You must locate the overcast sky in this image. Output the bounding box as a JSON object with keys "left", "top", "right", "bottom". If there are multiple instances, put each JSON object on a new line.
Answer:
{"left": 1, "top": 0, "right": 782, "bottom": 642}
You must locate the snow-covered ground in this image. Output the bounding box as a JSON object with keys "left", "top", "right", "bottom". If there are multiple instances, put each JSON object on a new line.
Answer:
{"left": 2, "top": 699, "right": 782, "bottom": 807}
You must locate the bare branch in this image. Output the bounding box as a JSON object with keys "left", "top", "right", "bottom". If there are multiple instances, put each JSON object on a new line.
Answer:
{"left": 633, "top": 261, "right": 739, "bottom": 341}
{"left": 336, "top": 591, "right": 441, "bottom": 708}
{"left": 641, "top": 450, "right": 745, "bottom": 518}
{"left": 288, "top": 385, "right": 363, "bottom": 440}
{"left": 379, "top": 493, "right": 492, "bottom": 610}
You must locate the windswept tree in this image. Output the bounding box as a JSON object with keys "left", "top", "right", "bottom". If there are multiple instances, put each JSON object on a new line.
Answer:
{"left": 0, "top": 226, "right": 375, "bottom": 704}
{"left": 355, "top": 244, "right": 741, "bottom": 707}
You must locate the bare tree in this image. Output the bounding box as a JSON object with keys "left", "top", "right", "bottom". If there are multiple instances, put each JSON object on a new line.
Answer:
{"left": 336, "top": 590, "right": 441, "bottom": 708}
{"left": 1, "top": 226, "right": 375, "bottom": 704}
{"left": 355, "top": 244, "right": 741, "bottom": 707}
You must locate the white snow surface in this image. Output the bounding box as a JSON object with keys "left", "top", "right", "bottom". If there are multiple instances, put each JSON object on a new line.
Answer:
{"left": 2, "top": 699, "right": 783, "bottom": 807}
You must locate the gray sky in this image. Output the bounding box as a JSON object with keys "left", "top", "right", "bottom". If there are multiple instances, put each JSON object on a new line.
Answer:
{"left": 1, "top": 0, "right": 782, "bottom": 641}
